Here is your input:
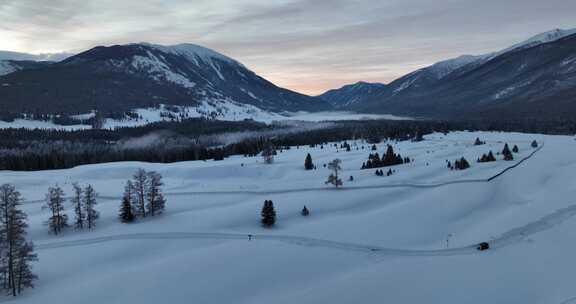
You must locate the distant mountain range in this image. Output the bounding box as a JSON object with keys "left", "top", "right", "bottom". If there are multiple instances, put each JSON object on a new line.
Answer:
{"left": 0, "top": 43, "right": 329, "bottom": 119}
{"left": 1, "top": 28, "right": 576, "bottom": 123}
{"left": 0, "top": 50, "right": 72, "bottom": 62}
{"left": 319, "top": 28, "right": 576, "bottom": 120}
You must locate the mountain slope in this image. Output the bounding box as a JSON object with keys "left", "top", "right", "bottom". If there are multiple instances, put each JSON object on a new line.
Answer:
{"left": 359, "top": 32, "right": 576, "bottom": 119}
{"left": 0, "top": 50, "right": 72, "bottom": 62}
{"left": 318, "top": 81, "right": 389, "bottom": 108}
{"left": 0, "top": 43, "right": 330, "bottom": 117}
{"left": 330, "top": 28, "right": 576, "bottom": 120}
{"left": 0, "top": 60, "right": 53, "bottom": 76}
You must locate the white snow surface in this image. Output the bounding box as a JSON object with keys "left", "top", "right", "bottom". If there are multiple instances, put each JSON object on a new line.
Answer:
{"left": 142, "top": 43, "right": 240, "bottom": 67}
{"left": 0, "top": 119, "right": 90, "bottom": 130}
{"left": 3, "top": 131, "right": 576, "bottom": 303}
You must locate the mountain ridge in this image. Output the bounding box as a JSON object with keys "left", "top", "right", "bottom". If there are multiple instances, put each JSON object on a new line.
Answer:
{"left": 0, "top": 43, "right": 330, "bottom": 119}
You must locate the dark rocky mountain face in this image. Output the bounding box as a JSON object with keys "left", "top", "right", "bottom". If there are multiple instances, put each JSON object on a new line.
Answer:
{"left": 356, "top": 33, "right": 576, "bottom": 120}
{"left": 0, "top": 60, "right": 52, "bottom": 76}
{"left": 0, "top": 43, "right": 330, "bottom": 116}
{"left": 318, "top": 55, "right": 482, "bottom": 111}
{"left": 318, "top": 81, "right": 389, "bottom": 108}
{"left": 323, "top": 29, "right": 576, "bottom": 120}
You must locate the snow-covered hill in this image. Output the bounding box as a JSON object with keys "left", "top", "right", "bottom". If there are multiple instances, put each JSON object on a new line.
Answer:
{"left": 0, "top": 50, "right": 72, "bottom": 62}
{"left": 5, "top": 131, "right": 576, "bottom": 303}
{"left": 0, "top": 43, "right": 330, "bottom": 120}
{"left": 321, "top": 28, "right": 576, "bottom": 119}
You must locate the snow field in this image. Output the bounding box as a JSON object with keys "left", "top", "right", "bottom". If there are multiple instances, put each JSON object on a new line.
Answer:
{"left": 2, "top": 131, "right": 575, "bottom": 303}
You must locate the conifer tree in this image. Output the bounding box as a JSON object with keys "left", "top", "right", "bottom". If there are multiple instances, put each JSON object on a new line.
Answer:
{"left": 261, "top": 200, "right": 276, "bottom": 227}
{"left": 146, "top": 171, "right": 166, "bottom": 216}
{"left": 71, "top": 182, "right": 85, "bottom": 230}
{"left": 43, "top": 185, "right": 68, "bottom": 235}
{"left": 132, "top": 169, "right": 148, "bottom": 218}
{"left": 502, "top": 144, "right": 514, "bottom": 161}
{"left": 512, "top": 145, "right": 519, "bottom": 153}
{"left": 474, "top": 138, "right": 485, "bottom": 146}
{"left": 119, "top": 181, "right": 135, "bottom": 223}
{"left": 301, "top": 206, "right": 310, "bottom": 216}
{"left": 0, "top": 184, "right": 37, "bottom": 296}
{"left": 304, "top": 153, "right": 314, "bottom": 170}
{"left": 83, "top": 184, "right": 99, "bottom": 229}
{"left": 488, "top": 151, "right": 496, "bottom": 162}
{"left": 531, "top": 140, "right": 538, "bottom": 148}
{"left": 119, "top": 198, "right": 134, "bottom": 223}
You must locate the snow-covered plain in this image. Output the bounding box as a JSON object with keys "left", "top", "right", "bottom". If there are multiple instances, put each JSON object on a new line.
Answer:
{"left": 4, "top": 131, "right": 576, "bottom": 303}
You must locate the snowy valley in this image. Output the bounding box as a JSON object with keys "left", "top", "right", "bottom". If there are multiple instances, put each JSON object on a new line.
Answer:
{"left": 3, "top": 130, "right": 576, "bottom": 303}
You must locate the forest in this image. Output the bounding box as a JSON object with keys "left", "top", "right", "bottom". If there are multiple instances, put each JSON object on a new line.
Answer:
{"left": 1, "top": 117, "right": 575, "bottom": 171}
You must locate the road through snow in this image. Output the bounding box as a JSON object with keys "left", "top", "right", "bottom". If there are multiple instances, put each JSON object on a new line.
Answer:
{"left": 36, "top": 201, "right": 576, "bottom": 257}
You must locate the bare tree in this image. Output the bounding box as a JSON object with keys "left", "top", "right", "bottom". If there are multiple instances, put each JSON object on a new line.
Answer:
{"left": 325, "top": 159, "right": 343, "bottom": 188}
{"left": 132, "top": 169, "right": 148, "bottom": 218}
{"left": 261, "top": 143, "right": 275, "bottom": 164}
{"left": 43, "top": 185, "right": 68, "bottom": 235}
{"left": 146, "top": 171, "right": 166, "bottom": 217}
{"left": 71, "top": 183, "right": 85, "bottom": 230}
{"left": 83, "top": 184, "right": 99, "bottom": 229}
{"left": 0, "top": 184, "right": 37, "bottom": 296}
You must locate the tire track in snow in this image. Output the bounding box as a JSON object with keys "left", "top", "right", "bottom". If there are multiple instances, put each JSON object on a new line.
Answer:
{"left": 36, "top": 201, "right": 576, "bottom": 256}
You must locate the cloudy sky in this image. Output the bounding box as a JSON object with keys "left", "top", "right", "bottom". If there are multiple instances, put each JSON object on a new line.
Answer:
{"left": 0, "top": 0, "right": 574, "bottom": 95}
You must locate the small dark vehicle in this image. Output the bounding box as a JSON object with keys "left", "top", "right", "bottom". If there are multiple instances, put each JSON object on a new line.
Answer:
{"left": 477, "top": 242, "right": 490, "bottom": 251}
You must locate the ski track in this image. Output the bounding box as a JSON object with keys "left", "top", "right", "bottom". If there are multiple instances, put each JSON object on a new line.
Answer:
{"left": 36, "top": 201, "right": 576, "bottom": 257}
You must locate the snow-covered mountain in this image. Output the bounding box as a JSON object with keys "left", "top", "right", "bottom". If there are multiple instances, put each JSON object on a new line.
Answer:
{"left": 358, "top": 30, "right": 576, "bottom": 119}
{"left": 0, "top": 61, "right": 18, "bottom": 76}
{"left": 0, "top": 50, "right": 72, "bottom": 62}
{"left": 0, "top": 43, "right": 330, "bottom": 119}
{"left": 318, "top": 81, "right": 389, "bottom": 108}
{"left": 0, "top": 60, "right": 52, "bottom": 76}
{"left": 321, "top": 28, "right": 576, "bottom": 120}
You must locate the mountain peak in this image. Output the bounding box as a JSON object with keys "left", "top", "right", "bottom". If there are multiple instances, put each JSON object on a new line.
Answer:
{"left": 134, "top": 42, "right": 239, "bottom": 66}
{"left": 501, "top": 27, "right": 576, "bottom": 54}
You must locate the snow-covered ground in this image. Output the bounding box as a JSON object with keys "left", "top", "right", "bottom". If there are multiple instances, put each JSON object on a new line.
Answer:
{"left": 0, "top": 103, "right": 410, "bottom": 130}
{"left": 0, "top": 119, "right": 90, "bottom": 131}
{"left": 4, "top": 131, "right": 576, "bottom": 303}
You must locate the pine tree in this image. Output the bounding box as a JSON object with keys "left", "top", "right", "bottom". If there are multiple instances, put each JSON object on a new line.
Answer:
{"left": 119, "top": 181, "right": 135, "bottom": 223}
{"left": 261, "top": 200, "right": 276, "bottom": 227}
{"left": 0, "top": 184, "right": 37, "bottom": 296}
{"left": 83, "top": 184, "right": 99, "bottom": 229}
{"left": 43, "top": 185, "right": 68, "bottom": 235}
{"left": 325, "top": 159, "right": 343, "bottom": 188}
{"left": 71, "top": 183, "right": 85, "bottom": 230}
{"left": 487, "top": 151, "right": 496, "bottom": 162}
{"left": 146, "top": 171, "right": 166, "bottom": 217}
{"left": 531, "top": 140, "right": 538, "bottom": 148}
{"left": 502, "top": 144, "right": 514, "bottom": 161}
{"left": 132, "top": 169, "right": 148, "bottom": 218}
{"left": 301, "top": 206, "right": 310, "bottom": 216}
{"left": 304, "top": 153, "right": 314, "bottom": 170}
{"left": 512, "top": 145, "right": 519, "bottom": 153}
